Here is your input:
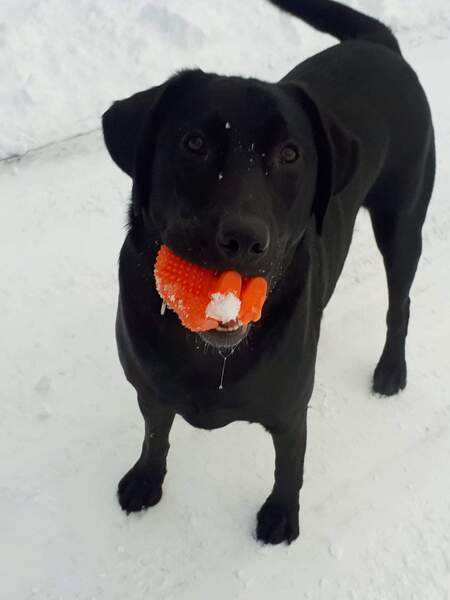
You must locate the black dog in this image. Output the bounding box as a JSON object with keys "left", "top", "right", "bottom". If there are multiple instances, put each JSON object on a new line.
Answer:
{"left": 102, "top": 0, "right": 435, "bottom": 544}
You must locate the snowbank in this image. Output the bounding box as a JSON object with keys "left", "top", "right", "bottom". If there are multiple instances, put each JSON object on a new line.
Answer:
{"left": 1, "top": 0, "right": 450, "bottom": 159}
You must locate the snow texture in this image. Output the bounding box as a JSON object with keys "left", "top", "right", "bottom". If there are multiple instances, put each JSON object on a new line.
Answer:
{"left": 206, "top": 292, "right": 241, "bottom": 323}
{"left": 1, "top": 2, "right": 450, "bottom": 599}
{"left": 1, "top": 0, "right": 450, "bottom": 159}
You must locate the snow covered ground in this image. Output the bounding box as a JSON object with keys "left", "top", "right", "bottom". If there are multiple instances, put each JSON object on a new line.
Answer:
{"left": 1, "top": 2, "right": 450, "bottom": 599}
{"left": 2, "top": 0, "right": 450, "bottom": 159}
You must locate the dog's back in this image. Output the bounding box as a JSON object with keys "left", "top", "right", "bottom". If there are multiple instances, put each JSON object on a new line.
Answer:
{"left": 272, "top": 0, "right": 434, "bottom": 219}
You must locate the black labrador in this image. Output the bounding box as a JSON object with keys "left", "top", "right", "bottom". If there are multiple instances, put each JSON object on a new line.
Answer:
{"left": 102, "top": 0, "right": 435, "bottom": 544}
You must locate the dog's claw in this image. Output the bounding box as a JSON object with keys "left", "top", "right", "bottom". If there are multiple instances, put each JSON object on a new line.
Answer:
{"left": 117, "top": 465, "right": 163, "bottom": 513}
{"left": 256, "top": 498, "right": 299, "bottom": 545}
{"left": 373, "top": 359, "right": 407, "bottom": 396}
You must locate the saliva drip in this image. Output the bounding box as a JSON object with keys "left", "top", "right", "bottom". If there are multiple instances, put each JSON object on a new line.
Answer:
{"left": 217, "top": 347, "right": 236, "bottom": 390}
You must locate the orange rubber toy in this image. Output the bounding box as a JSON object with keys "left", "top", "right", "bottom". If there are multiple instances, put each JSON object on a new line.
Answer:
{"left": 154, "top": 245, "right": 268, "bottom": 332}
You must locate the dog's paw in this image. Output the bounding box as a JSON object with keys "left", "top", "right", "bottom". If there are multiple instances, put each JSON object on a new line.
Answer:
{"left": 256, "top": 498, "right": 299, "bottom": 545}
{"left": 373, "top": 358, "right": 407, "bottom": 396}
{"left": 117, "top": 465, "right": 163, "bottom": 514}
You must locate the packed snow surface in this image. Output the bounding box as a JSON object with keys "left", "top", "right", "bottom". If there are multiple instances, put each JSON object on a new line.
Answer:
{"left": 2, "top": 0, "right": 450, "bottom": 159}
{"left": 1, "top": 1, "right": 450, "bottom": 599}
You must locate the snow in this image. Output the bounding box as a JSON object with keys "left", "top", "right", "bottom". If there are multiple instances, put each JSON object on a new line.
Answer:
{"left": 2, "top": 0, "right": 450, "bottom": 160}
{"left": 1, "top": 2, "right": 450, "bottom": 599}
{"left": 206, "top": 292, "right": 241, "bottom": 323}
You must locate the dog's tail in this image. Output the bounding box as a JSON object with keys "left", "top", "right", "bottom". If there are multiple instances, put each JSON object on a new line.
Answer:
{"left": 268, "top": 0, "right": 401, "bottom": 54}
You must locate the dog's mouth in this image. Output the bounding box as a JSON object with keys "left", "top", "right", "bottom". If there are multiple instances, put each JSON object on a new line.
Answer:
{"left": 155, "top": 243, "right": 268, "bottom": 348}
{"left": 198, "top": 320, "right": 250, "bottom": 348}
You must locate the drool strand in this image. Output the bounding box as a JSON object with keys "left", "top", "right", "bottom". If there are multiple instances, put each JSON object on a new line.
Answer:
{"left": 218, "top": 347, "right": 236, "bottom": 390}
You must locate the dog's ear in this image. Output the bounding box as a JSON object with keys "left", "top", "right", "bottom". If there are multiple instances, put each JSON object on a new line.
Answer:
{"left": 102, "top": 70, "right": 205, "bottom": 216}
{"left": 102, "top": 84, "right": 165, "bottom": 177}
{"left": 285, "top": 83, "right": 359, "bottom": 235}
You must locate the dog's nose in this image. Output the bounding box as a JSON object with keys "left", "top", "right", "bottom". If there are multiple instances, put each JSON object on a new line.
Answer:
{"left": 216, "top": 217, "right": 270, "bottom": 261}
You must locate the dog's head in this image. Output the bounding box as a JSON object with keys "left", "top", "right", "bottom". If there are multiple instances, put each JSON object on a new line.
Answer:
{"left": 103, "top": 69, "right": 357, "bottom": 347}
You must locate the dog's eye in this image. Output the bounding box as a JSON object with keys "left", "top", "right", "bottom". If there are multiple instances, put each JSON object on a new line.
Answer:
{"left": 184, "top": 134, "right": 206, "bottom": 155}
{"left": 280, "top": 144, "right": 299, "bottom": 164}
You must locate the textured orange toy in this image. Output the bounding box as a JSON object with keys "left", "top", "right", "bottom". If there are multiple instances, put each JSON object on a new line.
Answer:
{"left": 154, "top": 245, "right": 268, "bottom": 332}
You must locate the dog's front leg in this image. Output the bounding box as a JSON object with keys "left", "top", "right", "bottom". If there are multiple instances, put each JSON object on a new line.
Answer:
{"left": 257, "top": 412, "right": 307, "bottom": 544}
{"left": 118, "top": 391, "right": 175, "bottom": 514}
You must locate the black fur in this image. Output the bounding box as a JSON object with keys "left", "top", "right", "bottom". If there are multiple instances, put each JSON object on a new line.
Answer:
{"left": 268, "top": 0, "right": 401, "bottom": 52}
{"left": 103, "top": 0, "right": 435, "bottom": 544}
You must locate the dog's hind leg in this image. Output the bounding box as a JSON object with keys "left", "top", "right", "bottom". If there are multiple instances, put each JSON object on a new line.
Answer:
{"left": 369, "top": 210, "right": 421, "bottom": 395}
{"left": 367, "top": 150, "right": 435, "bottom": 396}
